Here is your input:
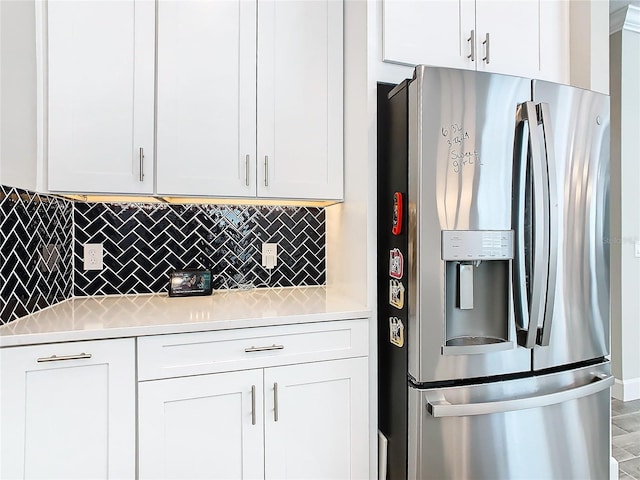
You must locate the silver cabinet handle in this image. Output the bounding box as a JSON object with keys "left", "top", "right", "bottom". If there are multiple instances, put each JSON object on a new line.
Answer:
{"left": 274, "top": 382, "right": 279, "bottom": 422}
{"left": 482, "top": 32, "right": 490, "bottom": 64}
{"left": 426, "top": 375, "right": 614, "bottom": 418}
{"left": 139, "top": 147, "right": 145, "bottom": 182}
{"left": 251, "top": 385, "right": 256, "bottom": 425}
{"left": 467, "top": 29, "right": 475, "bottom": 61}
{"left": 536, "top": 102, "right": 558, "bottom": 346}
{"left": 245, "top": 154, "right": 250, "bottom": 186}
{"left": 264, "top": 156, "right": 269, "bottom": 187}
{"left": 244, "top": 344, "right": 284, "bottom": 353}
{"left": 37, "top": 353, "right": 92, "bottom": 363}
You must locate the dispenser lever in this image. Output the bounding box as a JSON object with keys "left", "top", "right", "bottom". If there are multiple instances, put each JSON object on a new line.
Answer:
{"left": 459, "top": 263, "right": 474, "bottom": 310}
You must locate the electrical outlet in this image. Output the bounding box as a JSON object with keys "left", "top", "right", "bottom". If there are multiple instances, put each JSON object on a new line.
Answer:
{"left": 83, "top": 243, "right": 104, "bottom": 271}
{"left": 635, "top": 240, "right": 640, "bottom": 258}
{"left": 262, "top": 243, "right": 278, "bottom": 269}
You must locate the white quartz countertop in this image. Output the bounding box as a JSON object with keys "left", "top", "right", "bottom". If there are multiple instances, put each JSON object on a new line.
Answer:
{"left": 0, "top": 287, "right": 371, "bottom": 347}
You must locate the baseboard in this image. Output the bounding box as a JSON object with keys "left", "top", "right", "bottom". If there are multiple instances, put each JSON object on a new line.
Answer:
{"left": 612, "top": 377, "right": 640, "bottom": 401}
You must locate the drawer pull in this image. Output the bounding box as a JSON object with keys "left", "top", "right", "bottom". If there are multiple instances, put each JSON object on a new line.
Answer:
{"left": 244, "top": 344, "right": 284, "bottom": 353}
{"left": 37, "top": 353, "right": 92, "bottom": 363}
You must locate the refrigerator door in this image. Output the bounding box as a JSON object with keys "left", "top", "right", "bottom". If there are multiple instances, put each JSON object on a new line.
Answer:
{"left": 531, "top": 81, "right": 610, "bottom": 370}
{"left": 408, "top": 66, "right": 531, "bottom": 383}
{"left": 408, "top": 362, "right": 613, "bottom": 480}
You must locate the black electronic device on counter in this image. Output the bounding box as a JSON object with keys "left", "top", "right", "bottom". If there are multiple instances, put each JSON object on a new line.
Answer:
{"left": 168, "top": 270, "right": 213, "bottom": 297}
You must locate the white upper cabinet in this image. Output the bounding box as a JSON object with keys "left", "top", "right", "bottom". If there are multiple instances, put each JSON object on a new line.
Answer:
{"left": 473, "top": 0, "right": 540, "bottom": 77}
{"left": 382, "top": 0, "right": 569, "bottom": 83}
{"left": 382, "top": 0, "right": 475, "bottom": 70}
{"left": 257, "top": 0, "right": 344, "bottom": 200}
{"left": 156, "top": 0, "right": 257, "bottom": 197}
{"left": 156, "top": 0, "right": 344, "bottom": 201}
{"left": 47, "top": 0, "right": 155, "bottom": 194}
{"left": 44, "top": 0, "right": 343, "bottom": 200}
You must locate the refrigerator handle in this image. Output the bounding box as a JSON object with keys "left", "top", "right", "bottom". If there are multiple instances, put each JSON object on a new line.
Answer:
{"left": 426, "top": 374, "right": 613, "bottom": 418}
{"left": 513, "top": 101, "right": 546, "bottom": 349}
{"left": 537, "top": 102, "right": 558, "bottom": 346}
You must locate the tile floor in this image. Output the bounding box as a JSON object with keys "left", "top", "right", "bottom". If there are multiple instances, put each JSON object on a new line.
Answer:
{"left": 613, "top": 398, "right": 640, "bottom": 480}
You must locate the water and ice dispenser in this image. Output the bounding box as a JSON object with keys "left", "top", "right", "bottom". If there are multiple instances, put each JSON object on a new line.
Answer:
{"left": 441, "top": 230, "right": 515, "bottom": 354}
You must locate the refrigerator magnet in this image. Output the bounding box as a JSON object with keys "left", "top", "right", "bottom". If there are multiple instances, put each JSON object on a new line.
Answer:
{"left": 389, "top": 279, "right": 405, "bottom": 310}
{"left": 392, "top": 192, "right": 403, "bottom": 235}
{"left": 389, "top": 248, "right": 404, "bottom": 279}
{"left": 389, "top": 317, "right": 404, "bottom": 348}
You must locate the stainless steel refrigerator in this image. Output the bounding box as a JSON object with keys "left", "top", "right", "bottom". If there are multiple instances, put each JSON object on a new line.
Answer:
{"left": 377, "top": 66, "right": 613, "bottom": 479}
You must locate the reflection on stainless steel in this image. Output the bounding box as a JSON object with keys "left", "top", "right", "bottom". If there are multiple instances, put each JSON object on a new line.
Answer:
{"left": 409, "top": 66, "right": 531, "bottom": 383}
{"left": 532, "top": 81, "right": 610, "bottom": 369}
{"left": 408, "top": 363, "right": 612, "bottom": 480}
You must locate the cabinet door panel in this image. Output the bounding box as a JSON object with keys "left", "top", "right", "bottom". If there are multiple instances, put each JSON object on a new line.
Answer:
{"left": 257, "top": 0, "right": 343, "bottom": 200}
{"left": 156, "top": 0, "right": 257, "bottom": 197}
{"left": 47, "top": 0, "right": 154, "bottom": 194}
{"left": 0, "top": 339, "right": 136, "bottom": 479}
{"left": 475, "top": 0, "right": 540, "bottom": 77}
{"left": 382, "top": 0, "right": 476, "bottom": 69}
{"left": 264, "top": 358, "right": 369, "bottom": 480}
{"left": 138, "top": 369, "right": 264, "bottom": 480}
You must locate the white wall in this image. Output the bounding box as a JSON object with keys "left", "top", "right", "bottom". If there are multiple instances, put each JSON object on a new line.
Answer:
{"left": 571, "top": 0, "right": 611, "bottom": 93}
{"left": 326, "top": 2, "right": 413, "bottom": 477}
{"left": 609, "top": 4, "right": 640, "bottom": 401}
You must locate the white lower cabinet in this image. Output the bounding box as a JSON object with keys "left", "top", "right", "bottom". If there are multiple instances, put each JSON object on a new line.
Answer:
{"left": 138, "top": 369, "right": 265, "bottom": 480}
{"left": 139, "top": 358, "right": 368, "bottom": 480}
{"left": 0, "top": 338, "right": 136, "bottom": 479}
{"left": 263, "top": 358, "right": 369, "bottom": 480}
{"left": 137, "top": 319, "right": 369, "bottom": 480}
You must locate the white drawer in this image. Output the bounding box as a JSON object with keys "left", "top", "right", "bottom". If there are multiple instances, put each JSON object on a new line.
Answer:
{"left": 137, "top": 319, "right": 368, "bottom": 380}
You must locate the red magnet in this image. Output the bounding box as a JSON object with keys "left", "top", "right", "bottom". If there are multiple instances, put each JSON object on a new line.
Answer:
{"left": 392, "top": 192, "right": 403, "bottom": 235}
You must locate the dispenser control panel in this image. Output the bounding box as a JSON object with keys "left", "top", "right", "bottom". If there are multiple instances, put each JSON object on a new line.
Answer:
{"left": 441, "top": 230, "right": 514, "bottom": 260}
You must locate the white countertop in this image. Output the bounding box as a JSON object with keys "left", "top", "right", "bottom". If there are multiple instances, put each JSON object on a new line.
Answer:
{"left": 0, "top": 286, "right": 371, "bottom": 347}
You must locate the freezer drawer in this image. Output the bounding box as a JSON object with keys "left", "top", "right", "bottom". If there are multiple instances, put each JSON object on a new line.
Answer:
{"left": 408, "top": 362, "right": 613, "bottom": 480}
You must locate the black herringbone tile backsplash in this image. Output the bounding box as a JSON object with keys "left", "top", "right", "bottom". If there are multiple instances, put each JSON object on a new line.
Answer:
{"left": 0, "top": 185, "right": 73, "bottom": 324}
{"left": 73, "top": 202, "right": 326, "bottom": 296}
{"left": 1, "top": 186, "right": 326, "bottom": 324}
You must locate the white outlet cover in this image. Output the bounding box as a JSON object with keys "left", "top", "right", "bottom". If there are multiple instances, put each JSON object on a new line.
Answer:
{"left": 83, "top": 243, "right": 104, "bottom": 270}
{"left": 635, "top": 240, "right": 640, "bottom": 258}
{"left": 262, "top": 243, "right": 278, "bottom": 268}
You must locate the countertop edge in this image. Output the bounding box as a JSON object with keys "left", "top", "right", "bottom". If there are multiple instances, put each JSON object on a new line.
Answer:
{"left": 0, "top": 309, "right": 372, "bottom": 348}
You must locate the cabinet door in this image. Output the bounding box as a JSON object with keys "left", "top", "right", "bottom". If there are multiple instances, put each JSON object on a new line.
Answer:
{"left": 0, "top": 339, "right": 136, "bottom": 479}
{"left": 257, "top": 0, "right": 343, "bottom": 200}
{"left": 382, "top": 0, "right": 476, "bottom": 69}
{"left": 264, "top": 357, "right": 369, "bottom": 480}
{"left": 47, "top": 0, "right": 154, "bottom": 194}
{"left": 138, "top": 369, "right": 264, "bottom": 480}
{"left": 156, "top": 0, "right": 257, "bottom": 197}
{"left": 475, "top": 0, "right": 540, "bottom": 77}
